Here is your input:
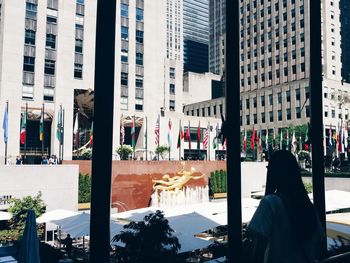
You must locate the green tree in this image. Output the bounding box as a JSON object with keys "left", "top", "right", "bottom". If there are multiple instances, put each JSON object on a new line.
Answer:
{"left": 79, "top": 173, "right": 91, "bottom": 203}
{"left": 111, "top": 210, "right": 180, "bottom": 263}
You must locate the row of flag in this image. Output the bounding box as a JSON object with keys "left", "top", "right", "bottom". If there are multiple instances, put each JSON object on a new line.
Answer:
{"left": 119, "top": 116, "right": 217, "bottom": 151}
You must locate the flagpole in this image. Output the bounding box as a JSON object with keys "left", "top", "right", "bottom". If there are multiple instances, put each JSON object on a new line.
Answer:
{"left": 4, "top": 100, "right": 8, "bottom": 165}
{"left": 145, "top": 116, "right": 148, "bottom": 161}
{"left": 58, "top": 104, "right": 62, "bottom": 164}
{"left": 132, "top": 115, "right": 135, "bottom": 159}
{"left": 62, "top": 107, "right": 65, "bottom": 163}
{"left": 42, "top": 103, "right": 45, "bottom": 157}
{"left": 208, "top": 122, "right": 210, "bottom": 160}
{"left": 188, "top": 120, "right": 191, "bottom": 160}
{"left": 24, "top": 102, "right": 28, "bottom": 164}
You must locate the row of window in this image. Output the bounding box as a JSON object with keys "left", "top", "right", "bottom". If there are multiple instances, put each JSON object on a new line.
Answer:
{"left": 74, "top": 1, "right": 84, "bottom": 79}
{"left": 121, "top": 52, "right": 144, "bottom": 65}
{"left": 121, "top": 3, "right": 144, "bottom": 21}
{"left": 120, "top": 97, "right": 144, "bottom": 111}
{"left": 186, "top": 104, "right": 224, "bottom": 117}
{"left": 121, "top": 27, "right": 144, "bottom": 43}
{"left": 121, "top": 73, "right": 144, "bottom": 88}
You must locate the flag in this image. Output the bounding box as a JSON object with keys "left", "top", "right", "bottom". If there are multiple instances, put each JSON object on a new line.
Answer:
{"left": 345, "top": 126, "right": 348, "bottom": 150}
{"left": 243, "top": 128, "right": 247, "bottom": 152}
{"left": 265, "top": 127, "right": 269, "bottom": 151}
{"left": 305, "top": 124, "right": 309, "bottom": 151}
{"left": 177, "top": 122, "right": 184, "bottom": 149}
{"left": 89, "top": 122, "right": 93, "bottom": 146}
{"left": 20, "top": 111, "right": 27, "bottom": 145}
{"left": 273, "top": 127, "right": 276, "bottom": 148}
{"left": 73, "top": 113, "right": 78, "bottom": 147}
{"left": 222, "top": 138, "right": 226, "bottom": 150}
{"left": 280, "top": 129, "right": 283, "bottom": 150}
{"left": 337, "top": 122, "right": 342, "bottom": 154}
{"left": 131, "top": 117, "right": 135, "bottom": 148}
{"left": 186, "top": 123, "right": 191, "bottom": 150}
{"left": 329, "top": 126, "right": 333, "bottom": 146}
{"left": 203, "top": 125, "right": 209, "bottom": 149}
{"left": 323, "top": 125, "right": 327, "bottom": 155}
{"left": 251, "top": 126, "right": 255, "bottom": 150}
{"left": 292, "top": 130, "right": 297, "bottom": 154}
{"left": 286, "top": 129, "right": 289, "bottom": 151}
{"left": 213, "top": 136, "right": 217, "bottom": 149}
{"left": 56, "top": 108, "right": 62, "bottom": 144}
{"left": 299, "top": 128, "right": 302, "bottom": 151}
{"left": 167, "top": 119, "right": 172, "bottom": 148}
{"left": 143, "top": 117, "right": 147, "bottom": 149}
{"left": 40, "top": 109, "right": 45, "bottom": 142}
{"left": 120, "top": 122, "right": 125, "bottom": 144}
{"left": 197, "top": 122, "right": 201, "bottom": 149}
{"left": 257, "top": 127, "right": 262, "bottom": 152}
{"left": 155, "top": 115, "right": 160, "bottom": 146}
{"left": 2, "top": 104, "right": 8, "bottom": 144}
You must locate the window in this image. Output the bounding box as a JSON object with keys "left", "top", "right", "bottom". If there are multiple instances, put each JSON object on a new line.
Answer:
{"left": 121, "top": 26, "right": 128, "bottom": 40}
{"left": 26, "top": 3, "right": 37, "bottom": 19}
{"left": 136, "top": 53, "right": 143, "bottom": 65}
{"left": 286, "top": 90, "right": 291, "bottom": 102}
{"left": 136, "top": 76, "right": 143, "bottom": 88}
{"left": 269, "top": 111, "right": 273, "bottom": 122}
{"left": 261, "top": 112, "right": 265, "bottom": 123}
{"left": 202, "top": 108, "right": 205, "bottom": 116}
{"left": 296, "top": 107, "right": 301, "bottom": 118}
{"left": 301, "top": 63, "right": 305, "bottom": 72}
{"left": 278, "top": 110, "right": 282, "bottom": 121}
{"left": 220, "top": 104, "right": 223, "bottom": 114}
{"left": 269, "top": 94, "right": 273, "bottom": 105}
{"left": 246, "top": 115, "right": 250, "bottom": 125}
{"left": 213, "top": 105, "right": 217, "bottom": 115}
{"left": 121, "top": 3, "right": 128, "bottom": 17}
{"left": 306, "top": 105, "right": 310, "bottom": 118}
{"left": 75, "top": 39, "right": 83, "bottom": 53}
{"left": 136, "top": 8, "right": 143, "bottom": 21}
{"left": 120, "top": 97, "right": 128, "bottom": 110}
{"left": 246, "top": 98, "right": 250, "bottom": 109}
{"left": 278, "top": 92, "right": 282, "bottom": 104}
{"left": 74, "top": 63, "right": 83, "bottom": 78}
{"left": 169, "top": 67, "right": 175, "bottom": 78}
{"left": 44, "top": 87, "right": 54, "bottom": 101}
{"left": 136, "top": 30, "right": 144, "bottom": 43}
{"left": 25, "top": 30, "right": 36, "bottom": 45}
{"left": 169, "top": 84, "right": 175, "bottom": 94}
{"left": 253, "top": 97, "right": 257, "bottom": 108}
{"left": 196, "top": 109, "right": 200, "bottom": 116}
{"left": 296, "top": 88, "right": 300, "bottom": 100}
{"left": 77, "top": 0, "right": 84, "bottom": 4}
{"left": 254, "top": 114, "right": 257, "bottom": 124}
{"left": 121, "top": 49, "right": 128, "bottom": 63}
{"left": 44, "top": 60, "right": 55, "bottom": 75}
{"left": 208, "top": 107, "right": 211, "bottom": 116}
{"left": 324, "top": 106, "right": 329, "bottom": 118}
{"left": 305, "top": 86, "right": 310, "bottom": 99}
{"left": 23, "top": 56, "right": 35, "bottom": 72}
{"left": 286, "top": 108, "right": 291, "bottom": 120}
{"left": 135, "top": 99, "right": 143, "bottom": 111}
{"left": 46, "top": 34, "right": 56, "bottom": 49}
{"left": 47, "top": 16, "right": 57, "bottom": 24}
{"left": 121, "top": 72, "right": 128, "bottom": 85}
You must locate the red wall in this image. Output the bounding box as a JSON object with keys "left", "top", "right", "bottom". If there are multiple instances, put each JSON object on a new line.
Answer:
{"left": 64, "top": 160, "right": 226, "bottom": 211}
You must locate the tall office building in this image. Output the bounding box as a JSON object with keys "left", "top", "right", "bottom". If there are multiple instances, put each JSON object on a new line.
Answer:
{"left": 205, "top": 0, "right": 350, "bottom": 132}
{"left": 209, "top": 0, "right": 225, "bottom": 75}
{"left": 0, "top": 0, "right": 219, "bottom": 161}
{"left": 183, "top": 0, "right": 209, "bottom": 73}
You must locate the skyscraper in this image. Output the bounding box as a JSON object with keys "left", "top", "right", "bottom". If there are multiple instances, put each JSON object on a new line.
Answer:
{"left": 340, "top": 0, "right": 350, "bottom": 83}
{"left": 183, "top": 0, "right": 209, "bottom": 73}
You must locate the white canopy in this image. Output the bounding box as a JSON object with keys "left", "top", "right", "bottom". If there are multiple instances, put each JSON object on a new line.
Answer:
{"left": 52, "top": 212, "right": 123, "bottom": 239}
{"left": 173, "top": 232, "right": 212, "bottom": 253}
{"left": 0, "top": 211, "right": 12, "bottom": 221}
{"left": 36, "top": 209, "right": 80, "bottom": 224}
{"left": 309, "top": 190, "right": 350, "bottom": 212}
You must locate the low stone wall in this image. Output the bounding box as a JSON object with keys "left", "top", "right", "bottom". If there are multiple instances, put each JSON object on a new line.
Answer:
{"left": 302, "top": 177, "right": 350, "bottom": 192}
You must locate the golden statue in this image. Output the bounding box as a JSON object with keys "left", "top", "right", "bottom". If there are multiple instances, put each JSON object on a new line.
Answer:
{"left": 152, "top": 162, "right": 205, "bottom": 192}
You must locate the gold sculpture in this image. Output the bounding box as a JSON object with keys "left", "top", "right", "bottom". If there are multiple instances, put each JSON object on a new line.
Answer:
{"left": 152, "top": 162, "right": 205, "bottom": 192}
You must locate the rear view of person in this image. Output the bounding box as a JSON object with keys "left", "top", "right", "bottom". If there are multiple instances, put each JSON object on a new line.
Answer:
{"left": 248, "top": 150, "right": 325, "bottom": 263}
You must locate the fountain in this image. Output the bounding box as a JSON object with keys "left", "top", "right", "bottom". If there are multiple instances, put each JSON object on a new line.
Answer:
{"left": 150, "top": 162, "right": 209, "bottom": 208}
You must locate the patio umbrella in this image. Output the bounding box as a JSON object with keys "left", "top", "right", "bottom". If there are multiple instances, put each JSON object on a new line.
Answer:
{"left": 18, "top": 209, "right": 40, "bottom": 263}
{"left": 36, "top": 209, "right": 80, "bottom": 224}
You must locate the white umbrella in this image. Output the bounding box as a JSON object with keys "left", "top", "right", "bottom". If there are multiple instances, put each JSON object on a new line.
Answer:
{"left": 52, "top": 212, "right": 123, "bottom": 239}
{"left": 36, "top": 209, "right": 80, "bottom": 224}
{"left": 172, "top": 232, "right": 212, "bottom": 253}
{"left": 0, "top": 211, "right": 12, "bottom": 221}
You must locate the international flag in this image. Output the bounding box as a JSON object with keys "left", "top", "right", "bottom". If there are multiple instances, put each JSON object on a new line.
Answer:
{"left": 257, "top": 127, "right": 262, "bottom": 152}
{"left": 337, "top": 122, "right": 342, "bottom": 153}
{"left": 280, "top": 129, "right": 283, "bottom": 150}
{"left": 292, "top": 130, "right": 297, "bottom": 154}
{"left": 154, "top": 115, "right": 160, "bottom": 146}
{"left": 186, "top": 122, "right": 191, "bottom": 150}
{"left": 213, "top": 124, "right": 218, "bottom": 150}
{"left": 197, "top": 122, "right": 201, "bottom": 149}
{"left": 131, "top": 117, "right": 135, "bottom": 149}
{"left": 89, "top": 122, "right": 93, "bottom": 146}
{"left": 120, "top": 121, "right": 125, "bottom": 145}
{"left": 56, "top": 108, "right": 62, "bottom": 144}
{"left": 265, "top": 127, "right": 269, "bottom": 151}
{"left": 203, "top": 125, "right": 209, "bottom": 149}
{"left": 20, "top": 111, "right": 27, "bottom": 145}
{"left": 273, "top": 127, "right": 276, "bottom": 149}
{"left": 177, "top": 122, "right": 184, "bottom": 149}
{"left": 40, "top": 108, "right": 45, "bottom": 142}
{"left": 2, "top": 104, "right": 8, "bottom": 144}
{"left": 243, "top": 128, "right": 247, "bottom": 152}
{"left": 345, "top": 126, "right": 348, "bottom": 151}
{"left": 299, "top": 129, "right": 302, "bottom": 151}
{"left": 167, "top": 119, "right": 172, "bottom": 148}
{"left": 286, "top": 129, "right": 289, "bottom": 151}
{"left": 251, "top": 126, "right": 255, "bottom": 150}
{"left": 305, "top": 124, "right": 309, "bottom": 151}
{"left": 329, "top": 126, "right": 333, "bottom": 146}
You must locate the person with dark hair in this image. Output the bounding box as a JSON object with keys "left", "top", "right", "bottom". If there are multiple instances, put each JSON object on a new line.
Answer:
{"left": 248, "top": 150, "right": 325, "bottom": 263}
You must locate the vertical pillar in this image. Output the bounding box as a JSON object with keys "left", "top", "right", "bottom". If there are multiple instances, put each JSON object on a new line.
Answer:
{"left": 89, "top": 0, "right": 116, "bottom": 262}
{"left": 225, "top": 1, "right": 242, "bottom": 262}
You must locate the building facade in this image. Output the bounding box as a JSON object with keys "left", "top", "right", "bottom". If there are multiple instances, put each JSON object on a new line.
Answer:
{"left": 183, "top": 0, "right": 209, "bottom": 73}
{"left": 340, "top": 0, "right": 350, "bottom": 83}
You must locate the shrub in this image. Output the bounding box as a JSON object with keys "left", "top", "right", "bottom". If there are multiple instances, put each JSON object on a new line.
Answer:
{"left": 115, "top": 145, "right": 133, "bottom": 160}
{"left": 155, "top": 145, "right": 170, "bottom": 160}
{"left": 210, "top": 170, "right": 227, "bottom": 193}
{"left": 79, "top": 173, "right": 91, "bottom": 203}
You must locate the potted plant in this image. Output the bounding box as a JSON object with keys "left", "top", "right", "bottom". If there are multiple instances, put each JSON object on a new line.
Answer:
{"left": 81, "top": 148, "right": 92, "bottom": 160}
{"left": 115, "top": 145, "right": 133, "bottom": 160}
{"left": 155, "top": 145, "right": 170, "bottom": 160}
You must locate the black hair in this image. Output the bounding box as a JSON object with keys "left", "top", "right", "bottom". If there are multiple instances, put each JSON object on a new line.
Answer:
{"left": 265, "top": 150, "right": 318, "bottom": 241}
